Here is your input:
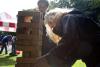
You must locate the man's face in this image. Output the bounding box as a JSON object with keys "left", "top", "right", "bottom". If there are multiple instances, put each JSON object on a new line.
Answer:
{"left": 38, "top": 2, "right": 48, "bottom": 13}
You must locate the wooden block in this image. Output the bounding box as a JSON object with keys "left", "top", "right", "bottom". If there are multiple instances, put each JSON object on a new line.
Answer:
{"left": 16, "top": 10, "right": 44, "bottom": 67}
{"left": 16, "top": 45, "right": 41, "bottom": 51}
{"left": 16, "top": 35, "right": 42, "bottom": 41}
{"left": 16, "top": 29, "right": 42, "bottom": 35}
{"left": 16, "top": 58, "right": 34, "bottom": 63}
{"left": 17, "top": 22, "right": 41, "bottom": 29}
{"left": 15, "top": 63, "right": 34, "bottom": 67}
{"left": 16, "top": 58, "right": 50, "bottom": 67}
{"left": 18, "top": 11, "right": 42, "bottom": 17}
{"left": 17, "top": 11, "right": 42, "bottom": 24}
{"left": 22, "top": 50, "right": 41, "bottom": 58}
{"left": 16, "top": 40, "right": 42, "bottom": 46}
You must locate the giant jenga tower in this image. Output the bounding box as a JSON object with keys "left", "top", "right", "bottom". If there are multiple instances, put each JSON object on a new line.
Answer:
{"left": 15, "top": 10, "right": 43, "bottom": 67}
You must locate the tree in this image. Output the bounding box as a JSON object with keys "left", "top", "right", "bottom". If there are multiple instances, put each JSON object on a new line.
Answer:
{"left": 48, "top": 1, "right": 58, "bottom": 9}
{"left": 49, "top": 0, "right": 100, "bottom": 23}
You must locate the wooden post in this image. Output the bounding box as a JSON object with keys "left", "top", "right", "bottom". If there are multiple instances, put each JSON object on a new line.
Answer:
{"left": 15, "top": 11, "right": 43, "bottom": 67}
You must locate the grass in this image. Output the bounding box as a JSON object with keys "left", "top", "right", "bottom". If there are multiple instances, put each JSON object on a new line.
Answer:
{"left": 0, "top": 54, "right": 16, "bottom": 67}
{"left": 0, "top": 52, "right": 86, "bottom": 67}
{"left": 0, "top": 51, "right": 22, "bottom": 67}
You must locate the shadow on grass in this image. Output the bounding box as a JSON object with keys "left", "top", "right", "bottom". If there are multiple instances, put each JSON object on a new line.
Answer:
{"left": 0, "top": 54, "right": 86, "bottom": 67}
{"left": 0, "top": 55, "right": 16, "bottom": 66}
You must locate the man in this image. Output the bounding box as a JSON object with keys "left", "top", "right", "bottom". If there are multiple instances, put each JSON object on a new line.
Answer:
{"left": 36, "top": 0, "right": 57, "bottom": 55}
{"left": 27, "top": 0, "right": 56, "bottom": 55}
{"left": 33, "top": 0, "right": 49, "bottom": 18}
{"left": 9, "top": 36, "right": 17, "bottom": 56}
{"left": 33, "top": 8, "right": 100, "bottom": 67}
{"left": 0, "top": 35, "right": 12, "bottom": 54}
{"left": 44, "top": 8, "right": 99, "bottom": 67}
{"left": 0, "top": 35, "right": 5, "bottom": 45}
{"left": 37, "top": 0, "right": 49, "bottom": 16}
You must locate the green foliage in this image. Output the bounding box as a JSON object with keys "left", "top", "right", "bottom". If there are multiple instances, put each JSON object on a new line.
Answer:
{"left": 49, "top": 0, "right": 100, "bottom": 13}
{"left": 90, "top": 0, "right": 100, "bottom": 9}
{"left": 0, "top": 31, "right": 16, "bottom": 36}
{"left": 57, "top": 0, "right": 70, "bottom": 8}
{"left": 49, "top": 0, "right": 92, "bottom": 10}
{"left": 48, "top": 1, "right": 58, "bottom": 9}
{"left": 49, "top": 0, "right": 100, "bottom": 23}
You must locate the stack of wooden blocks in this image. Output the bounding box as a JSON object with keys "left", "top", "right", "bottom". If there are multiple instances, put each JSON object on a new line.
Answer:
{"left": 15, "top": 11, "right": 43, "bottom": 67}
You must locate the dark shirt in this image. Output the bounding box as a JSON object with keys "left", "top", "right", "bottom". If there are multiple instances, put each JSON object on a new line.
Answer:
{"left": 1, "top": 35, "right": 12, "bottom": 44}
{"left": 51, "top": 9, "right": 98, "bottom": 60}
{"left": 0, "top": 35, "right": 5, "bottom": 41}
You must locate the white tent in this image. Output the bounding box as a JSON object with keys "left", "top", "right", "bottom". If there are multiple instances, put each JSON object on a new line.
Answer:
{"left": 0, "top": 12, "right": 17, "bottom": 32}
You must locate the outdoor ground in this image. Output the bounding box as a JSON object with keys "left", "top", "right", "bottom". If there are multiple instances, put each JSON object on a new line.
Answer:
{"left": 0, "top": 45, "right": 86, "bottom": 67}
{"left": 0, "top": 54, "right": 86, "bottom": 67}
{"left": 0, "top": 53, "right": 22, "bottom": 67}
{"left": 0, "top": 45, "right": 22, "bottom": 67}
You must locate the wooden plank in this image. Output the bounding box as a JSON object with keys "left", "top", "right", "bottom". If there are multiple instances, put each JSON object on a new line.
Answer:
{"left": 16, "top": 45, "right": 42, "bottom": 51}
{"left": 16, "top": 40, "right": 42, "bottom": 46}
{"left": 16, "top": 10, "right": 43, "bottom": 67}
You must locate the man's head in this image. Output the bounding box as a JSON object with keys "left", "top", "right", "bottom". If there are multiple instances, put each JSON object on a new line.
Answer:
{"left": 37, "top": 0, "right": 49, "bottom": 13}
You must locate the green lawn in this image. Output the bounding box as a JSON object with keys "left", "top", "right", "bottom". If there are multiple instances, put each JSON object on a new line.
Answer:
{"left": 0, "top": 53, "right": 86, "bottom": 67}
{"left": 0, "top": 52, "right": 22, "bottom": 67}
{"left": 0, "top": 54, "right": 16, "bottom": 67}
